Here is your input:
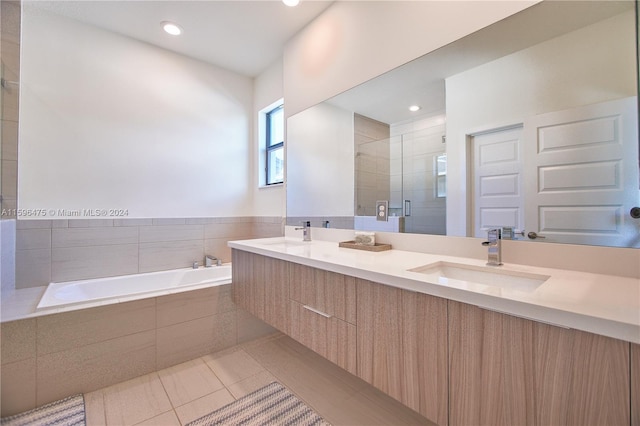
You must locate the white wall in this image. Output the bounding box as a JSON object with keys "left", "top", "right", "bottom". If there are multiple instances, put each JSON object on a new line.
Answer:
{"left": 253, "top": 59, "right": 285, "bottom": 217}
{"left": 283, "top": 0, "right": 537, "bottom": 117}
{"left": 286, "top": 102, "right": 353, "bottom": 217}
{"left": 445, "top": 10, "right": 637, "bottom": 236}
{"left": 19, "top": 9, "right": 254, "bottom": 218}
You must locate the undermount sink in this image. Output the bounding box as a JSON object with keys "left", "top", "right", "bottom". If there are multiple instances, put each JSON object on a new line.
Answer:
{"left": 259, "top": 240, "right": 309, "bottom": 250}
{"left": 408, "top": 261, "right": 549, "bottom": 292}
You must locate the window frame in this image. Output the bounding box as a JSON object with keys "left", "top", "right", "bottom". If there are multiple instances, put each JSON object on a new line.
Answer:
{"left": 265, "top": 104, "right": 284, "bottom": 186}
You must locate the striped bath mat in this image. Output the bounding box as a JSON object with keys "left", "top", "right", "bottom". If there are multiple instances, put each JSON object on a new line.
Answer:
{"left": 0, "top": 394, "right": 85, "bottom": 426}
{"left": 187, "top": 382, "right": 331, "bottom": 426}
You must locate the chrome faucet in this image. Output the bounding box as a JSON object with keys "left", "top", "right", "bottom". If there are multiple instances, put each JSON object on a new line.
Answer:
{"left": 204, "top": 255, "right": 222, "bottom": 267}
{"left": 482, "top": 228, "right": 503, "bottom": 266}
{"left": 295, "top": 221, "right": 312, "bottom": 242}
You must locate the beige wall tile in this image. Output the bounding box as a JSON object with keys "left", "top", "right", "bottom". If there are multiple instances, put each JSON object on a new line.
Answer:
{"left": 204, "top": 238, "right": 233, "bottom": 263}
{"left": 15, "top": 248, "right": 51, "bottom": 289}
{"left": 1, "top": 119, "right": 18, "bottom": 161}
{"left": 174, "top": 388, "right": 235, "bottom": 425}
{"left": 84, "top": 390, "right": 106, "bottom": 426}
{"left": 139, "top": 224, "right": 203, "bottom": 243}
{"left": 113, "top": 218, "right": 153, "bottom": 227}
{"left": 156, "top": 311, "right": 236, "bottom": 369}
{"left": 1, "top": 319, "right": 36, "bottom": 364}
{"left": 67, "top": 219, "right": 113, "bottom": 228}
{"left": 16, "top": 220, "right": 52, "bottom": 230}
{"left": 102, "top": 373, "right": 172, "bottom": 426}
{"left": 139, "top": 240, "right": 203, "bottom": 273}
{"left": 157, "top": 358, "right": 225, "bottom": 407}
{"left": 0, "top": 358, "right": 36, "bottom": 417}
{"left": 52, "top": 227, "right": 138, "bottom": 248}
{"left": 156, "top": 285, "right": 235, "bottom": 328}
{"left": 36, "top": 299, "right": 156, "bottom": 355}
{"left": 152, "top": 218, "right": 186, "bottom": 226}
{"left": 51, "top": 243, "right": 138, "bottom": 282}
{"left": 203, "top": 348, "right": 265, "bottom": 388}
{"left": 236, "top": 309, "right": 277, "bottom": 345}
{"left": 16, "top": 228, "right": 51, "bottom": 250}
{"left": 1, "top": 160, "right": 17, "bottom": 198}
{"left": 204, "top": 222, "right": 253, "bottom": 239}
{"left": 36, "top": 330, "right": 156, "bottom": 405}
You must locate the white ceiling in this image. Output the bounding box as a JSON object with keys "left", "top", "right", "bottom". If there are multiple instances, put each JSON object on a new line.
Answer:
{"left": 25, "top": 0, "right": 334, "bottom": 77}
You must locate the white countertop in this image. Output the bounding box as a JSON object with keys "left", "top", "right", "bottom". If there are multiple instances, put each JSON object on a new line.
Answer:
{"left": 228, "top": 237, "right": 640, "bottom": 344}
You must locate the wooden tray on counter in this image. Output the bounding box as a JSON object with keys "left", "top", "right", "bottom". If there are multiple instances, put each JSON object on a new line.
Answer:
{"left": 338, "top": 241, "right": 392, "bottom": 252}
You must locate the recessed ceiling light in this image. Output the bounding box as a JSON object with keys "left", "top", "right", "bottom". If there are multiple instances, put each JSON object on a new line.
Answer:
{"left": 409, "top": 105, "right": 421, "bottom": 112}
{"left": 161, "top": 21, "right": 183, "bottom": 36}
{"left": 283, "top": 0, "right": 300, "bottom": 6}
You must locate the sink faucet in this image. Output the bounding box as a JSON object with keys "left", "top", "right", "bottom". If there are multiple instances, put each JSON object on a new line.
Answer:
{"left": 295, "top": 221, "right": 312, "bottom": 242}
{"left": 204, "top": 255, "right": 222, "bottom": 267}
{"left": 482, "top": 228, "right": 503, "bottom": 266}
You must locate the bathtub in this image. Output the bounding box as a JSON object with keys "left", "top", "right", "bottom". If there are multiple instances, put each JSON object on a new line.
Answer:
{"left": 36, "top": 264, "right": 232, "bottom": 311}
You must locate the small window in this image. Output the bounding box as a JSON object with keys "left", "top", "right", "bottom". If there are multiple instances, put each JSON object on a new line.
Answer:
{"left": 266, "top": 104, "right": 284, "bottom": 185}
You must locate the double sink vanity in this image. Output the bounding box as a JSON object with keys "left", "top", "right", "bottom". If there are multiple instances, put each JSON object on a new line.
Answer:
{"left": 229, "top": 232, "right": 639, "bottom": 426}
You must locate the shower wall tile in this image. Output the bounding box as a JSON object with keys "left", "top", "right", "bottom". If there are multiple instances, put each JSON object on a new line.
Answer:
{"left": 51, "top": 244, "right": 139, "bottom": 282}
{"left": 16, "top": 228, "right": 51, "bottom": 250}
{"left": 15, "top": 248, "right": 51, "bottom": 289}
{"left": 13, "top": 217, "right": 283, "bottom": 288}
{"left": 36, "top": 330, "right": 157, "bottom": 405}
{"left": 36, "top": 299, "right": 156, "bottom": 355}
{"left": 1, "top": 120, "right": 18, "bottom": 161}
{"left": 52, "top": 227, "right": 138, "bottom": 248}
{"left": 139, "top": 240, "right": 204, "bottom": 273}
{"left": 139, "top": 224, "right": 204, "bottom": 243}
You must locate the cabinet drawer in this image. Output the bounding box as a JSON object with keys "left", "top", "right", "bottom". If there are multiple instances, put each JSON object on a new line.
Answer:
{"left": 289, "top": 263, "right": 356, "bottom": 325}
{"left": 289, "top": 300, "right": 357, "bottom": 375}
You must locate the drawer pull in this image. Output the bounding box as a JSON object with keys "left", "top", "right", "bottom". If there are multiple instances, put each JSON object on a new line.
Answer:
{"left": 303, "top": 305, "right": 332, "bottom": 318}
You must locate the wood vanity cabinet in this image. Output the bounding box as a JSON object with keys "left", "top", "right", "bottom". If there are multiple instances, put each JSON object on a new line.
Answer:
{"left": 232, "top": 249, "right": 290, "bottom": 333}
{"left": 356, "top": 279, "right": 448, "bottom": 426}
{"left": 288, "top": 263, "right": 357, "bottom": 375}
{"left": 448, "top": 301, "right": 631, "bottom": 426}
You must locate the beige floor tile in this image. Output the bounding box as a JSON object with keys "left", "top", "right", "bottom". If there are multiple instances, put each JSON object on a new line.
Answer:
{"left": 134, "top": 410, "right": 181, "bottom": 426}
{"left": 202, "top": 348, "right": 265, "bottom": 387}
{"left": 173, "top": 388, "right": 234, "bottom": 425}
{"left": 226, "top": 370, "right": 278, "bottom": 399}
{"left": 103, "top": 373, "right": 172, "bottom": 426}
{"left": 157, "top": 358, "right": 225, "bottom": 408}
{"left": 84, "top": 390, "right": 106, "bottom": 426}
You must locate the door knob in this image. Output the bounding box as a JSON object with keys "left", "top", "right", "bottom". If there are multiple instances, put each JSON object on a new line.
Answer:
{"left": 631, "top": 207, "right": 640, "bottom": 219}
{"left": 527, "top": 231, "right": 546, "bottom": 239}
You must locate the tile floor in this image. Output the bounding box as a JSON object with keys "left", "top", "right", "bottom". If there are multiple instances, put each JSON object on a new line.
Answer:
{"left": 84, "top": 332, "right": 435, "bottom": 426}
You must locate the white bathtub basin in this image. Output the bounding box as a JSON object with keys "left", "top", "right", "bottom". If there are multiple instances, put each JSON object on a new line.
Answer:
{"left": 408, "top": 261, "right": 549, "bottom": 292}
{"left": 36, "top": 264, "right": 232, "bottom": 311}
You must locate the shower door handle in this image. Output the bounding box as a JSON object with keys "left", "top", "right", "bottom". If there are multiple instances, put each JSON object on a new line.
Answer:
{"left": 404, "top": 200, "right": 411, "bottom": 217}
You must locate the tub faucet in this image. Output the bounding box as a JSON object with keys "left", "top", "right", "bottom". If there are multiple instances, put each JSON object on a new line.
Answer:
{"left": 192, "top": 261, "right": 199, "bottom": 269}
{"left": 295, "top": 221, "right": 312, "bottom": 242}
{"left": 482, "top": 228, "right": 503, "bottom": 266}
{"left": 205, "top": 255, "right": 222, "bottom": 267}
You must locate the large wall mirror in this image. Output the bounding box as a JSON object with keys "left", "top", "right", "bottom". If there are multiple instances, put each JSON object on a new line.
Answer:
{"left": 287, "top": 0, "right": 640, "bottom": 248}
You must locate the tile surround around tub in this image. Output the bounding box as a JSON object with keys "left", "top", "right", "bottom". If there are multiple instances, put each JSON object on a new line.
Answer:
{"left": 0, "top": 284, "right": 277, "bottom": 417}
{"left": 13, "top": 216, "right": 283, "bottom": 288}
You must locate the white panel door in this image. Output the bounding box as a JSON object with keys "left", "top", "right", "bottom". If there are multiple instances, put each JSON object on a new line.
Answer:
{"left": 523, "top": 96, "right": 639, "bottom": 247}
{"left": 471, "top": 126, "right": 524, "bottom": 238}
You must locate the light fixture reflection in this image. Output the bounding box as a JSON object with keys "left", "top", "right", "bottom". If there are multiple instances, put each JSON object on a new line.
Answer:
{"left": 161, "top": 21, "right": 183, "bottom": 36}
{"left": 409, "top": 105, "right": 421, "bottom": 112}
{"left": 283, "top": 0, "right": 300, "bottom": 6}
